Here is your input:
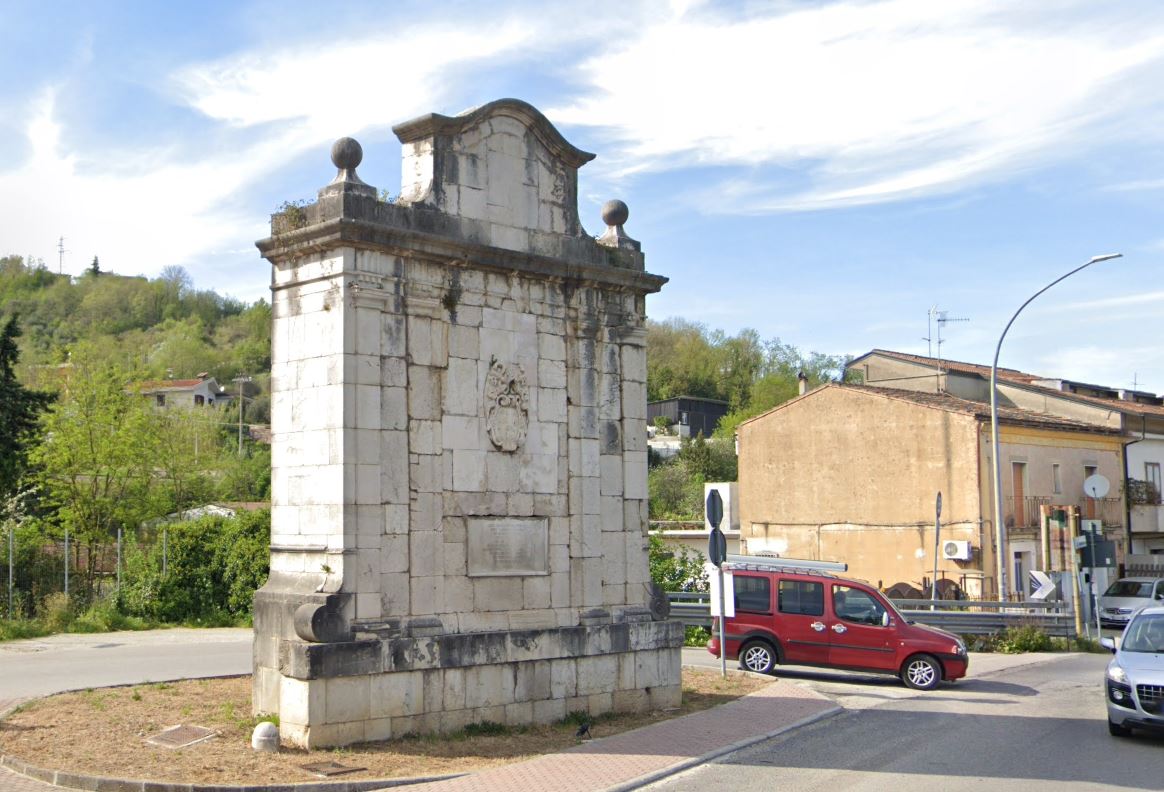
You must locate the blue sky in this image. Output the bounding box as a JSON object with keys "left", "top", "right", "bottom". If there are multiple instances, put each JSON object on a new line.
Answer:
{"left": 2, "top": 0, "right": 1162, "bottom": 391}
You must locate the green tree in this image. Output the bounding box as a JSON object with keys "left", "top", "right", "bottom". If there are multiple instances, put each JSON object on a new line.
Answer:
{"left": 678, "top": 434, "right": 738, "bottom": 482}
{"left": 0, "top": 317, "right": 54, "bottom": 500}
{"left": 648, "top": 534, "right": 708, "bottom": 592}
{"left": 646, "top": 318, "right": 721, "bottom": 401}
{"left": 30, "top": 352, "right": 167, "bottom": 589}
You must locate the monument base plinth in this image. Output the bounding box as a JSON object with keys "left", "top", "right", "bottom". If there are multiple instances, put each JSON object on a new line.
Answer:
{"left": 256, "top": 618, "right": 682, "bottom": 749}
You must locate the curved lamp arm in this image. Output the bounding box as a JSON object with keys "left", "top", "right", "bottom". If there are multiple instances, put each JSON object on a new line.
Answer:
{"left": 989, "top": 253, "right": 1121, "bottom": 600}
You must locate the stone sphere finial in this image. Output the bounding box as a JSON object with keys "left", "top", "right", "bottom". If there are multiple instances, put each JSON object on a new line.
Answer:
{"left": 331, "top": 137, "right": 363, "bottom": 171}
{"left": 601, "top": 199, "right": 629, "bottom": 228}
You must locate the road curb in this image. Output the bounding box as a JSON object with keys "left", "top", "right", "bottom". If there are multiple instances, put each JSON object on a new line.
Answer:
{"left": 0, "top": 754, "right": 465, "bottom": 792}
{"left": 603, "top": 704, "right": 842, "bottom": 792}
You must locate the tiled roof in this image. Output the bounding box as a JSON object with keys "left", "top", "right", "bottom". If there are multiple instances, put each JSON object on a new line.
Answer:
{"left": 859, "top": 349, "right": 1164, "bottom": 418}
{"left": 840, "top": 384, "right": 1121, "bottom": 434}
{"left": 135, "top": 379, "right": 209, "bottom": 391}
{"left": 859, "top": 349, "right": 1043, "bottom": 383}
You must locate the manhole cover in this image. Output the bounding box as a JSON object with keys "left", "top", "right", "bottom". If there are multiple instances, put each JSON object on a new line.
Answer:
{"left": 146, "top": 724, "right": 217, "bottom": 749}
{"left": 301, "top": 761, "right": 366, "bottom": 777}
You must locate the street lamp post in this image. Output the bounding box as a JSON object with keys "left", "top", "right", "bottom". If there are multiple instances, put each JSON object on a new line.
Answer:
{"left": 990, "top": 253, "right": 1122, "bottom": 601}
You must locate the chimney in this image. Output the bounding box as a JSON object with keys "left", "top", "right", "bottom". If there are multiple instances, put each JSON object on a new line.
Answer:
{"left": 797, "top": 370, "right": 808, "bottom": 395}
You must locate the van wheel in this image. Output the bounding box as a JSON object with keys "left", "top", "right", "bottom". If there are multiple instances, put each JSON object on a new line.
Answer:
{"left": 740, "top": 640, "right": 777, "bottom": 674}
{"left": 901, "top": 654, "right": 941, "bottom": 690}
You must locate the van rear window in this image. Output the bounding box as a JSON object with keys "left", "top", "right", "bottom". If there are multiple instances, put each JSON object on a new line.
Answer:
{"left": 778, "top": 580, "right": 824, "bottom": 616}
{"left": 734, "top": 575, "right": 772, "bottom": 613}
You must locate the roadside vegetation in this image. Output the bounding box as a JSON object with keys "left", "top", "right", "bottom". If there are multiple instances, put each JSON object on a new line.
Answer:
{"left": 963, "top": 624, "right": 1105, "bottom": 654}
{"left": 1, "top": 255, "right": 271, "bottom": 638}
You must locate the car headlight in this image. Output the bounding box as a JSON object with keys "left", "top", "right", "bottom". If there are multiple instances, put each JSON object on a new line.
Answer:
{"left": 951, "top": 641, "right": 967, "bottom": 657}
{"left": 1107, "top": 663, "right": 1128, "bottom": 684}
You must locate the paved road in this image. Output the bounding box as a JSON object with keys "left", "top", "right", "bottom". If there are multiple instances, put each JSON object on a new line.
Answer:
{"left": 653, "top": 652, "right": 1163, "bottom": 791}
{"left": 0, "top": 627, "right": 251, "bottom": 704}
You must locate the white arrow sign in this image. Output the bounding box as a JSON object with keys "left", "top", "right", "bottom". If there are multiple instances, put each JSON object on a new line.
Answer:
{"left": 1029, "top": 570, "right": 1055, "bottom": 601}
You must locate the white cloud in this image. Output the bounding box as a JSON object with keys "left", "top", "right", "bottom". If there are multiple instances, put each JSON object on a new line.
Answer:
{"left": 1048, "top": 290, "right": 1164, "bottom": 312}
{"left": 550, "top": 0, "right": 1164, "bottom": 211}
{"left": 173, "top": 23, "right": 532, "bottom": 135}
{"left": 0, "top": 22, "right": 534, "bottom": 288}
{"left": 1035, "top": 344, "right": 1164, "bottom": 391}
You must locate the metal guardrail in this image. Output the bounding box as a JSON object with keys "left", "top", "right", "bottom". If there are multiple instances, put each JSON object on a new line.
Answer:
{"left": 666, "top": 593, "right": 1077, "bottom": 638}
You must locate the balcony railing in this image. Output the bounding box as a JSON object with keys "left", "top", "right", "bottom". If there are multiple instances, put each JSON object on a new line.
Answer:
{"left": 1005, "top": 496, "right": 1123, "bottom": 529}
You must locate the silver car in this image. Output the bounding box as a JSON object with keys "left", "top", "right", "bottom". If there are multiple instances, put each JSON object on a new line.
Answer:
{"left": 1103, "top": 606, "right": 1164, "bottom": 736}
{"left": 1099, "top": 577, "right": 1164, "bottom": 629}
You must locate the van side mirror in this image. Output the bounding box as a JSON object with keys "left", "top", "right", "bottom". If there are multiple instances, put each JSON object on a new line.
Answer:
{"left": 1100, "top": 637, "right": 1116, "bottom": 653}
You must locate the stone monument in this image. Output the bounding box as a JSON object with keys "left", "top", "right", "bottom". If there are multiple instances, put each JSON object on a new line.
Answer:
{"left": 253, "top": 98, "right": 680, "bottom": 748}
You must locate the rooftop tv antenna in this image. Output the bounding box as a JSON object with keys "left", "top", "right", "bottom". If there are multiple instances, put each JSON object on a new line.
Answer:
{"left": 923, "top": 306, "right": 970, "bottom": 358}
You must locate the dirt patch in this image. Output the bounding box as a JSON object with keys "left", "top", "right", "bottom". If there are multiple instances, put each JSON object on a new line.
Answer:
{"left": 0, "top": 668, "right": 769, "bottom": 787}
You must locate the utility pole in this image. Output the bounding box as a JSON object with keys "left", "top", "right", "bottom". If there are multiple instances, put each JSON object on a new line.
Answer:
{"left": 57, "top": 237, "right": 68, "bottom": 274}
{"left": 233, "top": 375, "right": 251, "bottom": 456}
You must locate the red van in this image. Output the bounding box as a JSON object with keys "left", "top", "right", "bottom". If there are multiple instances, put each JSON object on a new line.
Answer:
{"left": 707, "top": 560, "right": 968, "bottom": 690}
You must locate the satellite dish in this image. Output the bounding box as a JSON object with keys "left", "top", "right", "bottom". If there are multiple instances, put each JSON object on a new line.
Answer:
{"left": 1083, "top": 474, "right": 1110, "bottom": 499}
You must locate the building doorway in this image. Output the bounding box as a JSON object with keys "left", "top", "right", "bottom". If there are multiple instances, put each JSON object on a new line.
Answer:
{"left": 1011, "top": 540, "right": 1037, "bottom": 598}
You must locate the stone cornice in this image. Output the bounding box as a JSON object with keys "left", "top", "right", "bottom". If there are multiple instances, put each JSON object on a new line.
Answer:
{"left": 260, "top": 216, "right": 667, "bottom": 296}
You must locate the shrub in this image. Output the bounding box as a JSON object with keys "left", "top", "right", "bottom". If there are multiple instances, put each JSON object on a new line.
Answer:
{"left": 648, "top": 534, "right": 708, "bottom": 593}
{"left": 995, "top": 624, "right": 1052, "bottom": 654}
{"left": 38, "top": 592, "right": 74, "bottom": 632}
{"left": 685, "top": 626, "right": 711, "bottom": 647}
{"left": 118, "top": 510, "right": 269, "bottom": 623}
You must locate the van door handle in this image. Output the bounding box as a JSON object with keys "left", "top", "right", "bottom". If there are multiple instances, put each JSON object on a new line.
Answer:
{"left": 810, "top": 621, "right": 826, "bottom": 632}
{"left": 832, "top": 624, "right": 847, "bottom": 634}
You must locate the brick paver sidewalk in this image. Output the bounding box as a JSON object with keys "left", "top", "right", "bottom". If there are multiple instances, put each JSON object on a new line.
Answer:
{"left": 401, "top": 678, "right": 839, "bottom": 792}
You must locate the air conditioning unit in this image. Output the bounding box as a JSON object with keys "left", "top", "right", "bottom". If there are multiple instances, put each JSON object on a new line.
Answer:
{"left": 942, "top": 540, "right": 972, "bottom": 561}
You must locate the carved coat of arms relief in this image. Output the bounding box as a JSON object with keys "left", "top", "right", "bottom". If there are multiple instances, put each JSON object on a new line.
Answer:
{"left": 484, "top": 360, "right": 529, "bottom": 452}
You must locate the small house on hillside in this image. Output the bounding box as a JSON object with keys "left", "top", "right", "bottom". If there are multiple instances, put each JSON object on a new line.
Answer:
{"left": 133, "top": 373, "right": 229, "bottom": 408}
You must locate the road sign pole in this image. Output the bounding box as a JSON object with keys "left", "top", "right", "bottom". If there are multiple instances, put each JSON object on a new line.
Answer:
{"left": 706, "top": 489, "right": 728, "bottom": 678}
{"left": 932, "top": 492, "right": 942, "bottom": 612}
{"left": 718, "top": 565, "right": 727, "bottom": 679}
{"left": 1068, "top": 507, "right": 1084, "bottom": 640}
{"left": 1089, "top": 531, "right": 1102, "bottom": 640}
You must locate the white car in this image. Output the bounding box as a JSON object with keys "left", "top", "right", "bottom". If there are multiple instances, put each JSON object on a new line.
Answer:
{"left": 1099, "top": 577, "right": 1164, "bottom": 629}
{"left": 1102, "top": 605, "right": 1164, "bottom": 737}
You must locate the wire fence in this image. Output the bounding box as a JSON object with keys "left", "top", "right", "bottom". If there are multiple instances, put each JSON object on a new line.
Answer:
{"left": 3, "top": 525, "right": 174, "bottom": 619}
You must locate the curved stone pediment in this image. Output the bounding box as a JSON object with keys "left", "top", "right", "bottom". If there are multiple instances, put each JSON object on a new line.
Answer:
{"left": 393, "top": 98, "right": 593, "bottom": 241}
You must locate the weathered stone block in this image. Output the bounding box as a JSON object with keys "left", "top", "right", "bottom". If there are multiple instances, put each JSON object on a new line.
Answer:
{"left": 549, "top": 659, "right": 577, "bottom": 699}
{"left": 533, "top": 697, "right": 566, "bottom": 725}
{"left": 575, "top": 652, "right": 619, "bottom": 694}
{"left": 371, "top": 669, "right": 424, "bottom": 718}
{"left": 325, "top": 676, "right": 371, "bottom": 723}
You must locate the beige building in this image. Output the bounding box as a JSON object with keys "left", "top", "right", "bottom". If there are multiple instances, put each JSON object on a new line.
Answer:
{"left": 852, "top": 350, "right": 1164, "bottom": 555}
{"left": 736, "top": 384, "right": 1122, "bottom": 598}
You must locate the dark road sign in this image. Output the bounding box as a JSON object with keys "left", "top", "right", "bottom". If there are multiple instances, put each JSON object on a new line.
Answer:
{"left": 706, "top": 490, "right": 724, "bottom": 529}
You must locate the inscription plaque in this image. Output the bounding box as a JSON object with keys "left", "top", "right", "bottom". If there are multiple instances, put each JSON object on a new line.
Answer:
{"left": 467, "top": 517, "right": 549, "bottom": 577}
